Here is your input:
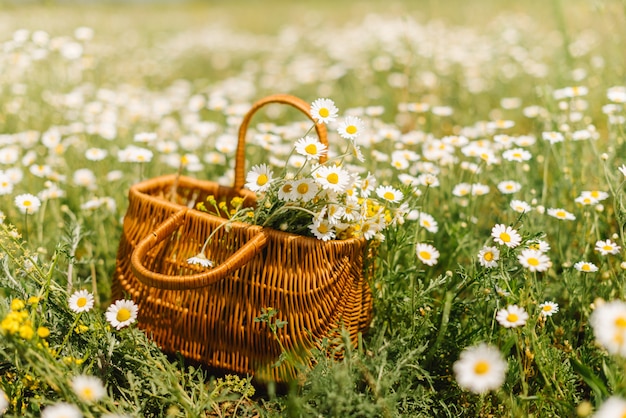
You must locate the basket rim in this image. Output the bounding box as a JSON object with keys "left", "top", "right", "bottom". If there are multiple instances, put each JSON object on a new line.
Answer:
{"left": 129, "top": 174, "right": 368, "bottom": 246}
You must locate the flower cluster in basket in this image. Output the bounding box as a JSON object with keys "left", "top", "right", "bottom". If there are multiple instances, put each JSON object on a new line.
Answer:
{"left": 194, "top": 98, "right": 407, "bottom": 248}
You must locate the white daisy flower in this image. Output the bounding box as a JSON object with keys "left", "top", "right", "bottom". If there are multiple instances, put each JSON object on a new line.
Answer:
{"left": 375, "top": 185, "right": 404, "bottom": 203}
{"left": 496, "top": 305, "right": 529, "bottom": 328}
{"left": 590, "top": 300, "right": 626, "bottom": 356}
{"left": 596, "top": 239, "right": 622, "bottom": 256}
{"left": 41, "top": 402, "right": 82, "bottom": 418}
{"left": 309, "top": 219, "right": 335, "bottom": 241}
{"left": 452, "top": 183, "right": 472, "bottom": 197}
{"left": 510, "top": 199, "right": 532, "bottom": 214}
{"left": 85, "top": 148, "right": 108, "bottom": 161}
{"left": 491, "top": 224, "right": 522, "bottom": 248}
{"left": 294, "top": 136, "right": 327, "bottom": 160}
{"left": 314, "top": 165, "right": 350, "bottom": 194}
{"left": 71, "top": 375, "right": 106, "bottom": 403}
{"left": 581, "top": 190, "right": 610, "bottom": 202}
{"left": 542, "top": 131, "right": 564, "bottom": 144}
{"left": 502, "top": 148, "right": 532, "bottom": 162}
{"left": 538, "top": 301, "right": 559, "bottom": 317}
{"left": 0, "top": 173, "right": 13, "bottom": 195}
{"left": 15, "top": 193, "right": 41, "bottom": 215}
{"left": 245, "top": 164, "right": 273, "bottom": 193}
{"left": 497, "top": 181, "right": 522, "bottom": 194}
{"left": 453, "top": 343, "right": 507, "bottom": 394}
{"left": 292, "top": 178, "right": 319, "bottom": 202}
{"left": 337, "top": 116, "right": 365, "bottom": 140}
{"left": 575, "top": 195, "right": 599, "bottom": 206}
{"left": 547, "top": 208, "right": 576, "bottom": 221}
{"left": 528, "top": 239, "right": 551, "bottom": 253}
{"left": 574, "top": 261, "right": 598, "bottom": 273}
{"left": 105, "top": 299, "right": 138, "bottom": 330}
{"left": 359, "top": 173, "right": 377, "bottom": 198}
{"left": 518, "top": 249, "right": 551, "bottom": 272}
{"left": 68, "top": 290, "right": 95, "bottom": 313}
{"left": 594, "top": 396, "right": 626, "bottom": 418}
{"left": 418, "top": 212, "right": 438, "bottom": 233}
{"left": 310, "top": 98, "right": 338, "bottom": 124}
{"left": 187, "top": 254, "right": 214, "bottom": 268}
{"left": 478, "top": 246, "right": 500, "bottom": 268}
{"left": 277, "top": 180, "right": 296, "bottom": 202}
{"left": 415, "top": 243, "right": 440, "bottom": 266}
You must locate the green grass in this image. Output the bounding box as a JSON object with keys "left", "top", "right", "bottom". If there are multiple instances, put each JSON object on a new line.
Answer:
{"left": 1, "top": 0, "right": 626, "bottom": 416}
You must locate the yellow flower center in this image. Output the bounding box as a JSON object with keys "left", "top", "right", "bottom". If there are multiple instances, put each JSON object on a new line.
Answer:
{"left": 527, "top": 258, "right": 540, "bottom": 266}
{"left": 506, "top": 313, "right": 519, "bottom": 323}
{"left": 304, "top": 144, "right": 318, "bottom": 155}
{"left": 327, "top": 173, "right": 339, "bottom": 184}
{"left": 282, "top": 184, "right": 293, "bottom": 193}
{"left": 346, "top": 125, "right": 357, "bottom": 135}
{"left": 419, "top": 251, "right": 431, "bottom": 260}
{"left": 257, "top": 174, "right": 268, "bottom": 186}
{"left": 581, "top": 264, "right": 591, "bottom": 271}
{"left": 591, "top": 191, "right": 600, "bottom": 198}
{"left": 615, "top": 316, "right": 626, "bottom": 328}
{"left": 318, "top": 224, "right": 329, "bottom": 234}
{"left": 556, "top": 210, "right": 566, "bottom": 218}
{"left": 500, "top": 232, "right": 511, "bottom": 242}
{"left": 116, "top": 308, "right": 131, "bottom": 323}
{"left": 81, "top": 388, "right": 94, "bottom": 401}
{"left": 319, "top": 108, "right": 329, "bottom": 118}
{"left": 383, "top": 191, "right": 395, "bottom": 200}
{"left": 484, "top": 252, "right": 494, "bottom": 262}
{"left": 474, "top": 361, "right": 490, "bottom": 375}
{"left": 77, "top": 297, "right": 87, "bottom": 308}
{"left": 603, "top": 245, "right": 613, "bottom": 252}
{"left": 23, "top": 200, "right": 32, "bottom": 207}
{"left": 297, "top": 183, "right": 309, "bottom": 194}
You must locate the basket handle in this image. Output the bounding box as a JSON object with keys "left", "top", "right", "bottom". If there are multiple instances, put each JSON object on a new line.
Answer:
{"left": 130, "top": 209, "right": 268, "bottom": 290}
{"left": 233, "top": 93, "right": 329, "bottom": 191}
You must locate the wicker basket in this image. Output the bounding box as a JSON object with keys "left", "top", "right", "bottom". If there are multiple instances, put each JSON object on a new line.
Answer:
{"left": 112, "top": 94, "right": 373, "bottom": 382}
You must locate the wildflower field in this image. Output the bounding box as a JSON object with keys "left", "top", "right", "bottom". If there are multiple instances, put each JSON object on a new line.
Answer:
{"left": 3, "top": 0, "right": 626, "bottom": 416}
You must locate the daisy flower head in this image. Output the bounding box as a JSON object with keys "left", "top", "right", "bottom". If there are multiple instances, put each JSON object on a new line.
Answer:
{"left": 590, "top": 299, "right": 626, "bottom": 356}
{"left": 277, "top": 180, "right": 296, "bottom": 202}
{"left": 186, "top": 253, "right": 214, "bottom": 268}
{"left": 502, "top": 148, "right": 532, "bottom": 163}
{"left": 310, "top": 98, "right": 338, "bottom": 124}
{"left": 295, "top": 136, "right": 327, "bottom": 160}
{"left": 477, "top": 246, "right": 500, "bottom": 268}
{"left": 71, "top": 374, "right": 106, "bottom": 403}
{"left": 359, "top": 172, "right": 377, "bottom": 198}
{"left": 293, "top": 178, "right": 319, "bottom": 202}
{"left": 105, "top": 299, "right": 138, "bottom": 330}
{"left": 528, "top": 239, "right": 551, "bottom": 253}
{"left": 497, "top": 180, "right": 522, "bottom": 194}
{"left": 518, "top": 249, "right": 551, "bottom": 272}
{"left": 418, "top": 212, "right": 439, "bottom": 233}
{"left": 309, "top": 218, "right": 335, "bottom": 241}
{"left": 496, "top": 305, "right": 529, "bottom": 328}
{"left": 314, "top": 165, "right": 350, "bottom": 193}
{"left": 542, "top": 131, "right": 564, "bottom": 145}
{"left": 574, "top": 261, "right": 598, "bottom": 273}
{"left": 510, "top": 199, "right": 532, "bottom": 214}
{"left": 547, "top": 208, "right": 576, "bottom": 221}
{"left": 596, "top": 239, "right": 622, "bottom": 256}
{"left": 41, "top": 402, "right": 82, "bottom": 418}
{"left": 594, "top": 396, "right": 626, "bottom": 418}
{"left": 245, "top": 163, "right": 273, "bottom": 193}
{"left": 539, "top": 301, "right": 559, "bottom": 317}
{"left": 15, "top": 193, "right": 41, "bottom": 215}
{"left": 337, "top": 116, "right": 365, "bottom": 140}
{"left": 581, "top": 190, "right": 610, "bottom": 202}
{"left": 491, "top": 224, "right": 522, "bottom": 248}
{"left": 0, "top": 173, "right": 13, "bottom": 195}
{"left": 453, "top": 343, "right": 507, "bottom": 394}
{"left": 375, "top": 185, "right": 404, "bottom": 203}
{"left": 415, "top": 243, "right": 440, "bottom": 266}
{"left": 68, "top": 290, "right": 95, "bottom": 313}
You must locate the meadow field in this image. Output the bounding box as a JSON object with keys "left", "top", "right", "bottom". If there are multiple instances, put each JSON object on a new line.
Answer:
{"left": 1, "top": 0, "right": 626, "bottom": 416}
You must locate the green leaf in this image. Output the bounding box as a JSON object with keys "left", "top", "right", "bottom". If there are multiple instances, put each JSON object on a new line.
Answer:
{"left": 570, "top": 357, "right": 609, "bottom": 400}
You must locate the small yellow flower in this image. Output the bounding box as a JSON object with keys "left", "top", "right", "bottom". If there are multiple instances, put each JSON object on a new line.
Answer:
{"left": 75, "top": 324, "right": 89, "bottom": 334}
{"left": 18, "top": 324, "right": 34, "bottom": 340}
{"left": 27, "top": 296, "right": 40, "bottom": 305}
{"left": 37, "top": 327, "right": 50, "bottom": 339}
{"left": 10, "top": 299, "right": 25, "bottom": 312}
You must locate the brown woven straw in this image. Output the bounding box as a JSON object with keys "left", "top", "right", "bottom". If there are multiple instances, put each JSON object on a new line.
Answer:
{"left": 113, "top": 94, "right": 373, "bottom": 382}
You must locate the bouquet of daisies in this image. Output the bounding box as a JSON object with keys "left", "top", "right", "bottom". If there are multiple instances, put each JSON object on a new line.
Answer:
{"left": 196, "top": 98, "right": 407, "bottom": 244}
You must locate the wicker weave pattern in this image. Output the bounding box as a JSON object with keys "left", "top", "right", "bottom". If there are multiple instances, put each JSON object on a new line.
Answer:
{"left": 113, "top": 94, "right": 373, "bottom": 382}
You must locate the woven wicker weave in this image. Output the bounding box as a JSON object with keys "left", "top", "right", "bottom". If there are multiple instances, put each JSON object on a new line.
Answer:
{"left": 112, "top": 94, "right": 373, "bottom": 382}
